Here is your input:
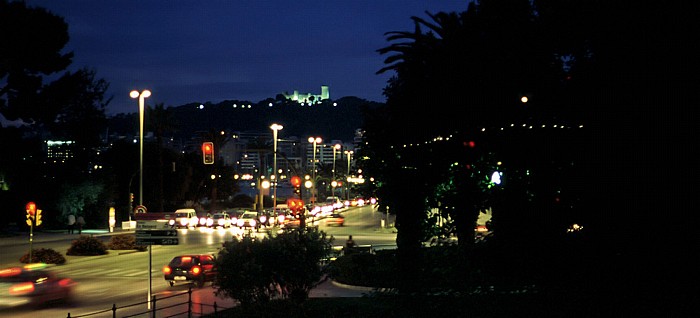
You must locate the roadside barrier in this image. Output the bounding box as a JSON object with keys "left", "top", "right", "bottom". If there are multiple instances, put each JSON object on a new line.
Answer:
{"left": 66, "top": 286, "right": 232, "bottom": 318}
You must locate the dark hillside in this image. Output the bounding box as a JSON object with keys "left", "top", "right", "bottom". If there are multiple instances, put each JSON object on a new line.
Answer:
{"left": 107, "top": 96, "right": 382, "bottom": 142}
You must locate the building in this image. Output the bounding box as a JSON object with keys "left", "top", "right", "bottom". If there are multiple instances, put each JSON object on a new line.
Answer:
{"left": 283, "top": 85, "right": 330, "bottom": 105}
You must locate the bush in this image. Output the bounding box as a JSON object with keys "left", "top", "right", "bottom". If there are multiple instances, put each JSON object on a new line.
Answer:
{"left": 19, "top": 248, "right": 66, "bottom": 264}
{"left": 66, "top": 235, "right": 108, "bottom": 256}
{"left": 328, "top": 250, "right": 398, "bottom": 288}
{"left": 108, "top": 234, "right": 147, "bottom": 251}
{"left": 214, "top": 228, "right": 334, "bottom": 307}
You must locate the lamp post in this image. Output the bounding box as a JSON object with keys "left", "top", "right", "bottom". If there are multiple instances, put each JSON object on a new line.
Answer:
{"left": 130, "top": 89, "right": 151, "bottom": 310}
{"left": 308, "top": 137, "right": 322, "bottom": 204}
{"left": 130, "top": 90, "right": 151, "bottom": 207}
{"left": 332, "top": 144, "right": 341, "bottom": 197}
{"left": 344, "top": 150, "right": 353, "bottom": 201}
{"left": 270, "top": 124, "right": 283, "bottom": 208}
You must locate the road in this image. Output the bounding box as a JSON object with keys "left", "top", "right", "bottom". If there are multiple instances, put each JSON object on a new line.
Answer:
{"left": 0, "top": 204, "right": 396, "bottom": 317}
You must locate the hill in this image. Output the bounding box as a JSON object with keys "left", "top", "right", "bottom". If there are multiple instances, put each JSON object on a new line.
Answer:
{"left": 107, "top": 96, "right": 383, "bottom": 142}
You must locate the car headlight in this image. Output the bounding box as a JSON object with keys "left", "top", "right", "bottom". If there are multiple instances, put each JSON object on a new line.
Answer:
{"left": 237, "top": 219, "right": 244, "bottom": 227}
{"left": 250, "top": 220, "right": 256, "bottom": 227}
{"left": 259, "top": 215, "right": 267, "bottom": 223}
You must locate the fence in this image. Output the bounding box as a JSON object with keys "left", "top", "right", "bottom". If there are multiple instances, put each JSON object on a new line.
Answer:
{"left": 66, "top": 287, "right": 233, "bottom": 318}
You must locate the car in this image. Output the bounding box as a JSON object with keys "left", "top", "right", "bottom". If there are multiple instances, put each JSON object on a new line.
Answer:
{"left": 325, "top": 196, "right": 344, "bottom": 210}
{"left": 210, "top": 212, "right": 232, "bottom": 228}
{"left": 162, "top": 254, "right": 216, "bottom": 288}
{"left": 325, "top": 213, "right": 345, "bottom": 227}
{"left": 0, "top": 264, "right": 77, "bottom": 308}
{"left": 235, "top": 211, "right": 259, "bottom": 230}
{"left": 170, "top": 208, "right": 198, "bottom": 228}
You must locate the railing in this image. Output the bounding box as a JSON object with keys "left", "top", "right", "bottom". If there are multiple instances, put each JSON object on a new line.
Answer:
{"left": 66, "top": 287, "right": 232, "bottom": 318}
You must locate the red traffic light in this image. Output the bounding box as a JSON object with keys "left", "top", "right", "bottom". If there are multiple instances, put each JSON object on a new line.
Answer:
{"left": 202, "top": 142, "right": 214, "bottom": 164}
{"left": 287, "top": 198, "right": 304, "bottom": 212}
{"left": 26, "top": 202, "right": 37, "bottom": 216}
{"left": 290, "top": 176, "right": 301, "bottom": 187}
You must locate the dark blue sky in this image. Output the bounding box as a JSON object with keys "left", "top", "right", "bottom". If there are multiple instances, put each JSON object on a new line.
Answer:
{"left": 24, "top": 1, "right": 470, "bottom": 115}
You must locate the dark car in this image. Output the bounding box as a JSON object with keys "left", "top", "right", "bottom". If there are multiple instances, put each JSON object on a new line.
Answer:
{"left": 163, "top": 254, "right": 216, "bottom": 287}
{"left": 0, "top": 264, "right": 77, "bottom": 308}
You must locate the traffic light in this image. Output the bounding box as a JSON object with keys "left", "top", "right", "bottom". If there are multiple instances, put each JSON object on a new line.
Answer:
{"left": 26, "top": 201, "right": 37, "bottom": 216}
{"left": 202, "top": 142, "right": 214, "bottom": 164}
{"left": 290, "top": 176, "right": 302, "bottom": 196}
{"left": 287, "top": 198, "right": 304, "bottom": 215}
{"left": 35, "top": 209, "right": 42, "bottom": 226}
{"left": 26, "top": 214, "right": 33, "bottom": 227}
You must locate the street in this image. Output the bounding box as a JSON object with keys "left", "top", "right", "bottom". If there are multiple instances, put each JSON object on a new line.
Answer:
{"left": 0, "top": 205, "right": 396, "bottom": 317}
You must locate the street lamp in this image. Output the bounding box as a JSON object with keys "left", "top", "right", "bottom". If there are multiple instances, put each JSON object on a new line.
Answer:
{"left": 308, "top": 137, "right": 322, "bottom": 204}
{"left": 332, "top": 144, "right": 341, "bottom": 197}
{"left": 344, "top": 150, "right": 353, "bottom": 200}
{"left": 130, "top": 89, "right": 151, "bottom": 207}
{"left": 270, "top": 124, "right": 283, "bottom": 207}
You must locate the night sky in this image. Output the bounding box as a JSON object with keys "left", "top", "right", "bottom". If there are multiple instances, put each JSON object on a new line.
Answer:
{"left": 23, "top": 0, "right": 471, "bottom": 115}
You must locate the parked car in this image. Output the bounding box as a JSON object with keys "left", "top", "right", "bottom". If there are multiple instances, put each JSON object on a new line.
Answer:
{"left": 210, "top": 212, "right": 232, "bottom": 228}
{"left": 325, "top": 213, "right": 345, "bottom": 227}
{"left": 163, "top": 254, "right": 216, "bottom": 287}
{"left": 0, "top": 264, "right": 77, "bottom": 308}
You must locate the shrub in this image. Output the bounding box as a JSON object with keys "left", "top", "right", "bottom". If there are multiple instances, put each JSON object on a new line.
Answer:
{"left": 108, "top": 234, "right": 147, "bottom": 251}
{"left": 66, "top": 235, "right": 108, "bottom": 256}
{"left": 328, "top": 251, "right": 398, "bottom": 288}
{"left": 19, "top": 248, "right": 66, "bottom": 264}
{"left": 214, "top": 228, "right": 334, "bottom": 307}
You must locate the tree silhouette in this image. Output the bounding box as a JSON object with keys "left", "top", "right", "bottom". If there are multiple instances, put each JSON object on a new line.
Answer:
{"left": 148, "top": 103, "right": 178, "bottom": 211}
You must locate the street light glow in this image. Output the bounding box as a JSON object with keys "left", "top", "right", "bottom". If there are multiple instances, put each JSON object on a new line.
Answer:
{"left": 308, "top": 137, "right": 322, "bottom": 203}
{"left": 270, "top": 123, "right": 283, "bottom": 206}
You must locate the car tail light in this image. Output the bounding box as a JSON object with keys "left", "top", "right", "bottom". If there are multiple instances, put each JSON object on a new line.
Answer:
{"left": 191, "top": 266, "right": 201, "bottom": 275}
{"left": 0, "top": 267, "right": 22, "bottom": 277}
{"left": 9, "top": 282, "right": 35, "bottom": 295}
{"left": 163, "top": 266, "right": 172, "bottom": 275}
{"left": 58, "top": 278, "right": 74, "bottom": 287}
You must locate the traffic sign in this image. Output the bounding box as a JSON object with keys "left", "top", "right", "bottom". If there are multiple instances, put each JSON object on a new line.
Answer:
{"left": 134, "top": 205, "right": 147, "bottom": 214}
{"left": 136, "top": 220, "right": 173, "bottom": 230}
{"left": 136, "top": 220, "right": 179, "bottom": 245}
{"left": 135, "top": 229, "right": 177, "bottom": 237}
{"left": 135, "top": 237, "right": 179, "bottom": 245}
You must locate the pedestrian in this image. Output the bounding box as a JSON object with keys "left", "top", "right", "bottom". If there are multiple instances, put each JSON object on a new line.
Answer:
{"left": 76, "top": 215, "right": 85, "bottom": 234}
{"left": 345, "top": 235, "right": 356, "bottom": 255}
{"left": 67, "top": 214, "right": 76, "bottom": 234}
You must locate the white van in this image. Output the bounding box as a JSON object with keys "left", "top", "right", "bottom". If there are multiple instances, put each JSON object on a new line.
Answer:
{"left": 172, "top": 208, "right": 198, "bottom": 228}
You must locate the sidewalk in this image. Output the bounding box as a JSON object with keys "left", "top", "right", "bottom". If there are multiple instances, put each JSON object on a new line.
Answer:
{"left": 0, "top": 228, "right": 133, "bottom": 247}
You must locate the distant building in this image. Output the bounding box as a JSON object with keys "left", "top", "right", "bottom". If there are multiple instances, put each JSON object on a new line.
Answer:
{"left": 45, "top": 140, "right": 75, "bottom": 164}
{"left": 283, "top": 85, "right": 330, "bottom": 105}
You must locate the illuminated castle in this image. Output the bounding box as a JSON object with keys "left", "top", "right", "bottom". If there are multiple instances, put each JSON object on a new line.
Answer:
{"left": 283, "top": 85, "right": 329, "bottom": 105}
